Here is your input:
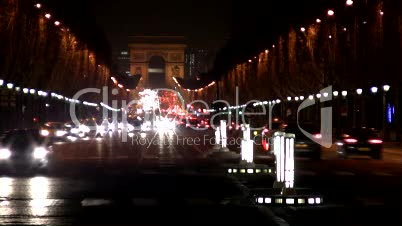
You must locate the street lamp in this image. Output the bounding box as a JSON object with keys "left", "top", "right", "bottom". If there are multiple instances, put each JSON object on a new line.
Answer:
{"left": 356, "top": 88, "right": 363, "bottom": 95}
{"left": 0, "top": 79, "right": 3, "bottom": 86}
{"left": 316, "top": 93, "right": 321, "bottom": 98}
{"left": 295, "top": 97, "right": 299, "bottom": 101}
{"left": 30, "top": 89, "right": 36, "bottom": 94}
{"left": 327, "top": 10, "right": 334, "bottom": 16}
{"left": 287, "top": 97, "right": 291, "bottom": 101}
{"left": 15, "top": 87, "right": 21, "bottom": 92}
{"left": 383, "top": 85, "right": 390, "bottom": 92}
{"left": 370, "top": 87, "right": 378, "bottom": 94}
{"left": 23, "top": 88, "right": 29, "bottom": 94}
{"left": 323, "top": 92, "right": 329, "bottom": 98}
{"left": 300, "top": 96, "right": 304, "bottom": 100}
{"left": 276, "top": 99, "right": 281, "bottom": 104}
{"left": 308, "top": 95, "right": 314, "bottom": 100}
{"left": 342, "top": 91, "right": 348, "bottom": 97}
{"left": 333, "top": 91, "right": 339, "bottom": 97}
{"left": 346, "top": 0, "right": 353, "bottom": 6}
{"left": 6, "top": 83, "right": 13, "bottom": 89}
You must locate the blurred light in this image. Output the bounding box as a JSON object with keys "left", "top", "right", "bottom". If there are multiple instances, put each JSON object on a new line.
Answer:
{"left": 327, "top": 10, "right": 334, "bottom": 16}
{"left": 54, "top": 21, "right": 60, "bottom": 26}
{"left": 309, "top": 95, "right": 314, "bottom": 100}
{"left": 368, "top": 139, "right": 383, "bottom": 144}
{"left": 343, "top": 27, "right": 347, "bottom": 31}
{"left": 23, "top": 88, "right": 29, "bottom": 94}
{"left": 370, "top": 87, "right": 378, "bottom": 93}
{"left": 287, "top": 97, "right": 291, "bottom": 101}
{"left": 56, "top": 130, "right": 67, "bottom": 137}
{"left": 295, "top": 97, "right": 299, "bottom": 101}
{"left": 15, "top": 87, "right": 21, "bottom": 92}
{"left": 316, "top": 93, "right": 321, "bottom": 98}
{"left": 126, "top": 89, "right": 130, "bottom": 92}
{"left": 286, "top": 198, "right": 295, "bottom": 204}
{"left": 308, "top": 198, "right": 315, "bottom": 204}
{"left": 383, "top": 85, "right": 390, "bottom": 92}
{"left": 118, "top": 84, "right": 123, "bottom": 88}
{"left": 128, "top": 132, "right": 134, "bottom": 138}
{"left": 356, "top": 88, "right": 363, "bottom": 95}
{"left": 342, "top": 91, "right": 348, "bottom": 96}
{"left": 272, "top": 45, "right": 275, "bottom": 48}
{"left": 67, "top": 136, "right": 77, "bottom": 142}
{"left": 300, "top": 27, "right": 305, "bottom": 32}
{"left": 315, "top": 198, "right": 321, "bottom": 204}
{"left": 0, "top": 79, "right": 3, "bottom": 86}
{"left": 140, "top": 132, "right": 147, "bottom": 138}
{"left": 323, "top": 92, "right": 329, "bottom": 97}
{"left": 35, "top": 3, "right": 41, "bottom": 8}
{"left": 6, "top": 83, "right": 13, "bottom": 89}
{"left": 333, "top": 91, "right": 339, "bottom": 97}
{"left": 265, "top": 49, "right": 268, "bottom": 53}
{"left": 300, "top": 96, "right": 304, "bottom": 100}
{"left": 0, "top": 149, "right": 11, "bottom": 159}
{"left": 45, "top": 13, "right": 51, "bottom": 19}
{"left": 363, "top": 21, "right": 367, "bottom": 24}
{"left": 346, "top": 0, "right": 353, "bottom": 6}
{"left": 45, "top": 103, "right": 50, "bottom": 107}
{"left": 248, "top": 60, "right": 252, "bottom": 63}
{"left": 265, "top": 198, "right": 272, "bottom": 204}
{"left": 40, "top": 129, "right": 49, "bottom": 136}
{"left": 30, "top": 89, "right": 36, "bottom": 94}
{"left": 33, "top": 147, "right": 48, "bottom": 159}
{"left": 380, "top": 11, "right": 384, "bottom": 16}
{"left": 344, "top": 138, "right": 358, "bottom": 144}
{"left": 316, "top": 18, "right": 321, "bottom": 23}
{"left": 329, "top": 35, "right": 332, "bottom": 39}
{"left": 276, "top": 99, "right": 281, "bottom": 103}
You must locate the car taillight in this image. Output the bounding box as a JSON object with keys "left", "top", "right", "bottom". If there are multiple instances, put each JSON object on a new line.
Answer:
{"left": 313, "top": 133, "right": 322, "bottom": 139}
{"left": 368, "top": 139, "right": 383, "bottom": 144}
{"left": 344, "top": 138, "right": 358, "bottom": 144}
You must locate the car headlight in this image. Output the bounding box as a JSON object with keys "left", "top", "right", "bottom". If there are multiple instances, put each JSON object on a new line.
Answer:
{"left": 33, "top": 147, "right": 48, "bottom": 159}
{"left": 70, "top": 128, "right": 79, "bottom": 134}
{"left": 40, "top": 129, "right": 50, "bottom": 136}
{"left": 56, "top": 130, "right": 67, "bottom": 137}
{"left": 0, "top": 148, "right": 11, "bottom": 159}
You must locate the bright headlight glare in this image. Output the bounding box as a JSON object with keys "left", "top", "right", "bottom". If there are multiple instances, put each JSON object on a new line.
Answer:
{"left": 70, "top": 128, "right": 79, "bottom": 134}
{"left": 56, "top": 130, "right": 67, "bottom": 137}
{"left": 33, "top": 147, "right": 48, "bottom": 159}
{"left": 0, "top": 148, "right": 11, "bottom": 159}
{"left": 40, "top": 129, "right": 50, "bottom": 136}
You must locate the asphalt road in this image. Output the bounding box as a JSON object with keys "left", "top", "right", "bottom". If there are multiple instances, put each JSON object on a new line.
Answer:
{"left": 1, "top": 129, "right": 402, "bottom": 226}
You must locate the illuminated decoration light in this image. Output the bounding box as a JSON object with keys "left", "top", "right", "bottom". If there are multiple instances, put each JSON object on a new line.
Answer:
{"left": 308, "top": 95, "right": 314, "bottom": 100}
{"left": 327, "top": 10, "right": 334, "bottom": 16}
{"left": 316, "top": 18, "right": 321, "bottom": 23}
{"left": 111, "top": 77, "right": 118, "bottom": 84}
{"left": 286, "top": 198, "right": 295, "bottom": 205}
{"left": 118, "top": 84, "right": 124, "bottom": 88}
{"left": 263, "top": 101, "right": 268, "bottom": 105}
{"left": 316, "top": 93, "right": 321, "bottom": 98}
{"left": 295, "top": 97, "right": 299, "bottom": 101}
{"left": 383, "top": 85, "right": 390, "bottom": 92}
{"left": 299, "top": 96, "right": 304, "bottom": 100}
{"left": 6, "top": 83, "right": 13, "bottom": 89}
{"left": 276, "top": 99, "right": 281, "bottom": 103}
{"left": 315, "top": 198, "right": 321, "bottom": 204}
{"left": 257, "top": 197, "right": 263, "bottom": 204}
{"left": 265, "top": 50, "right": 268, "bottom": 53}
{"left": 126, "top": 89, "right": 130, "bottom": 92}
{"left": 0, "top": 79, "right": 3, "bottom": 86}
{"left": 83, "top": 101, "right": 98, "bottom": 107}
{"left": 380, "top": 11, "right": 384, "bottom": 16}
{"left": 363, "top": 21, "right": 367, "bottom": 24}
{"left": 23, "top": 88, "right": 29, "bottom": 94}
{"left": 265, "top": 198, "right": 272, "bottom": 204}
{"left": 45, "top": 13, "right": 51, "bottom": 19}
{"left": 272, "top": 45, "right": 275, "bottom": 48}
{"left": 220, "top": 120, "right": 227, "bottom": 148}
{"left": 329, "top": 35, "right": 332, "bottom": 39}
{"left": 346, "top": 0, "right": 353, "bottom": 6}
{"left": 333, "top": 91, "right": 339, "bottom": 97}
{"left": 370, "top": 87, "right": 378, "bottom": 93}
{"left": 30, "top": 89, "right": 36, "bottom": 94}
{"left": 308, "top": 198, "right": 315, "bottom": 204}
{"left": 300, "top": 27, "right": 305, "bottom": 32}
{"left": 54, "top": 21, "right": 61, "bottom": 26}
{"left": 356, "top": 88, "right": 363, "bottom": 95}
{"left": 241, "top": 124, "right": 253, "bottom": 163}
{"left": 342, "top": 91, "right": 348, "bottom": 97}
{"left": 343, "top": 27, "right": 347, "bottom": 31}
{"left": 35, "top": 3, "right": 42, "bottom": 8}
{"left": 215, "top": 126, "right": 221, "bottom": 145}
{"left": 15, "top": 87, "right": 21, "bottom": 92}
{"left": 287, "top": 97, "right": 291, "bottom": 101}
{"left": 248, "top": 59, "right": 252, "bottom": 63}
{"left": 323, "top": 92, "right": 329, "bottom": 98}
{"left": 100, "top": 102, "right": 120, "bottom": 112}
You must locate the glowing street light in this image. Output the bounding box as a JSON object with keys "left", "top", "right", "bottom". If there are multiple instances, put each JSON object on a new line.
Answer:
{"left": 327, "top": 10, "right": 334, "bottom": 16}
{"left": 45, "top": 13, "right": 51, "bottom": 19}
{"left": 356, "top": 88, "right": 363, "bottom": 95}
{"left": 6, "top": 83, "right": 13, "bottom": 89}
{"left": 30, "top": 89, "right": 36, "bottom": 94}
{"left": 300, "top": 27, "right": 306, "bottom": 32}
{"left": 300, "top": 96, "right": 304, "bottom": 100}
{"left": 23, "top": 88, "right": 29, "bottom": 94}
{"left": 265, "top": 50, "right": 268, "bottom": 53}
{"left": 383, "top": 85, "right": 390, "bottom": 92}
{"left": 287, "top": 97, "right": 291, "bottom": 101}
{"left": 54, "top": 21, "right": 60, "bottom": 26}
{"left": 380, "top": 11, "right": 384, "bottom": 16}
{"left": 323, "top": 92, "right": 329, "bottom": 98}
{"left": 118, "top": 84, "right": 123, "bottom": 88}
{"left": 248, "top": 59, "right": 252, "bottom": 63}
{"left": 15, "top": 87, "right": 21, "bottom": 92}
{"left": 308, "top": 95, "right": 314, "bottom": 100}
{"left": 346, "top": 0, "right": 353, "bottom": 6}
{"left": 370, "top": 87, "right": 378, "bottom": 94}
{"left": 0, "top": 79, "right": 3, "bottom": 86}
{"left": 342, "top": 91, "right": 348, "bottom": 97}
{"left": 276, "top": 99, "right": 281, "bottom": 104}
{"left": 316, "top": 93, "right": 321, "bottom": 98}
{"left": 333, "top": 91, "right": 339, "bottom": 97}
{"left": 295, "top": 97, "right": 299, "bottom": 101}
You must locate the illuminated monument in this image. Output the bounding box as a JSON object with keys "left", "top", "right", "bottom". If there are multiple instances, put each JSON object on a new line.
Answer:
{"left": 129, "top": 36, "right": 186, "bottom": 90}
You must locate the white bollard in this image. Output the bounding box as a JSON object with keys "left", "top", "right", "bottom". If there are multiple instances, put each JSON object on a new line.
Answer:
{"left": 220, "top": 120, "right": 229, "bottom": 152}
{"left": 273, "top": 132, "right": 295, "bottom": 191}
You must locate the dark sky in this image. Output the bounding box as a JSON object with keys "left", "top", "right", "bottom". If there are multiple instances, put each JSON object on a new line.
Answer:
{"left": 89, "top": 0, "right": 234, "bottom": 50}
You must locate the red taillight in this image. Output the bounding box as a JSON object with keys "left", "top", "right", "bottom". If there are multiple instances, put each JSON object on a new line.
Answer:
{"left": 344, "top": 138, "right": 358, "bottom": 144}
{"left": 368, "top": 139, "right": 383, "bottom": 144}
{"left": 313, "top": 133, "right": 322, "bottom": 139}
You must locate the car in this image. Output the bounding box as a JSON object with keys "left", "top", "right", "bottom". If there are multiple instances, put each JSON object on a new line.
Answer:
{"left": 39, "top": 122, "right": 69, "bottom": 141}
{"left": 335, "top": 127, "right": 383, "bottom": 159}
{"left": 268, "top": 122, "right": 322, "bottom": 160}
{"left": 0, "top": 129, "right": 52, "bottom": 170}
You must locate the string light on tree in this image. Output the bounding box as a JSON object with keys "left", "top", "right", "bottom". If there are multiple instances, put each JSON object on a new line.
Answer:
{"left": 45, "top": 13, "right": 51, "bottom": 19}
{"left": 300, "top": 27, "right": 306, "bottom": 32}
{"left": 327, "top": 10, "right": 334, "bottom": 16}
{"left": 316, "top": 18, "right": 321, "bottom": 23}
{"left": 346, "top": 0, "right": 353, "bottom": 6}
